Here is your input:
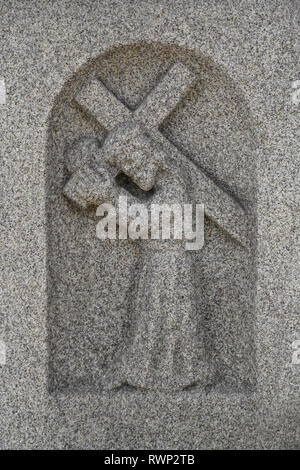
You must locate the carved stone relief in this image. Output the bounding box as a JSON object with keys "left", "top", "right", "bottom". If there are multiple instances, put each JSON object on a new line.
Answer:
{"left": 46, "top": 43, "right": 257, "bottom": 393}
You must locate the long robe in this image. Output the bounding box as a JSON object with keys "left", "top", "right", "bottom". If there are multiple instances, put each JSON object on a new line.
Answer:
{"left": 118, "top": 173, "right": 212, "bottom": 391}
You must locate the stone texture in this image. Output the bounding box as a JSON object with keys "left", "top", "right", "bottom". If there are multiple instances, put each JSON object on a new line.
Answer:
{"left": 0, "top": 0, "right": 299, "bottom": 450}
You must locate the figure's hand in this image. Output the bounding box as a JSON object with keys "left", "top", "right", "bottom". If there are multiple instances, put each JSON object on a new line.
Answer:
{"left": 63, "top": 137, "right": 119, "bottom": 209}
{"left": 63, "top": 164, "right": 118, "bottom": 209}
{"left": 102, "top": 122, "right": 166, "bottom": 192}
{"left": 63, "top": 136, "right": 145, "bottom": 210}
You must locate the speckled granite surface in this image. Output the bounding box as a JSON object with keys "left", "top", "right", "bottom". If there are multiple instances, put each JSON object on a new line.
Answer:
{"left": 0, "top": 0, "right": 299, "bottom": 449}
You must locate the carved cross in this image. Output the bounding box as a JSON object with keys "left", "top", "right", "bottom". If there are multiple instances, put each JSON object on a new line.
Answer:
{"left": 64, "top": 63, "right": 249, "bottom": 248}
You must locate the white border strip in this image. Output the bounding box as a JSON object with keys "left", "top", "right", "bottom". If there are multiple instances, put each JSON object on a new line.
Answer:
{"left": 0, "top": 79, "right": 6, "bottom": 104}
{"left": 0, "top": 340, "right": 6, "bottom": 365}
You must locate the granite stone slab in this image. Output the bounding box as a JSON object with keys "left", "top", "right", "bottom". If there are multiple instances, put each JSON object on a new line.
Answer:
{"left": 0, "top": 0, "right": 299, "bottom": 449}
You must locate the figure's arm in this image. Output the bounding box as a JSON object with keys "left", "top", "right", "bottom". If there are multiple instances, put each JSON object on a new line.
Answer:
{"left": 62, "top": 137, "right": 141, "bottom": 210}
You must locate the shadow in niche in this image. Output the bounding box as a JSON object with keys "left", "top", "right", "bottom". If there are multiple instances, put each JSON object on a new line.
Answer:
{"left": 115, "top": 172, "right": 156, "bottom": 201}
{"left": 45, "top": 41, "right": 258, "bottom": 395}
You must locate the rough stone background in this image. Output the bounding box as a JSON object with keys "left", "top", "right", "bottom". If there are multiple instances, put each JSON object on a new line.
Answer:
{"left": 0, "top": 0, "right": 299, "bottom": 449}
